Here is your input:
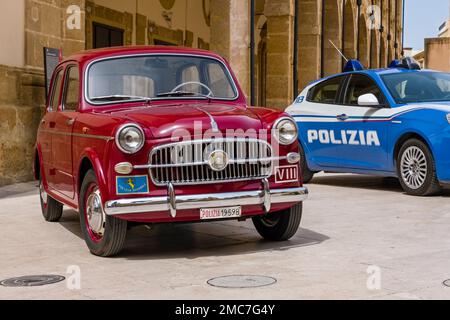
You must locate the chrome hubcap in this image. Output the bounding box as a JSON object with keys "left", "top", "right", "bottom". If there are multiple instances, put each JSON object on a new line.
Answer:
{"left": 400, "top": 146, "right": 428, "bottom": 190}
{"left": 39, "top": 181, "right": 48, "bottom": 205}
{"left": 86, "top": 189, "right": 105, "bottom": 236}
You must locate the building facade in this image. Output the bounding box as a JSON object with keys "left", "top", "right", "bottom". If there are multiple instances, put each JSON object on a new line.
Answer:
{"left": 0, "top": 0, "right": 404, "bottom": 186}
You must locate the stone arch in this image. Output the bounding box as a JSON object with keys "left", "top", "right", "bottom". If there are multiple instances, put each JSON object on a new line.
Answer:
{"left": 343, "top": 0, "right": 357, "bottom": 60}
{"left": 358, "top": 12, "right": 369, "bottom": 69}
{"left": 322, "top": 0, "right": 342, "bottom": 76}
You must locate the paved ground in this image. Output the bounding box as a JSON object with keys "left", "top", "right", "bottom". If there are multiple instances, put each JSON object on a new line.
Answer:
{"left": 1, "top": 173, "right": 450, "bottom": 300}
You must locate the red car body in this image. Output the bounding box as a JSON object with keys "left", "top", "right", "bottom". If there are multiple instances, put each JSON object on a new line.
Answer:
{"left": 34, "top": 46, "right": 308, "bottom": 256}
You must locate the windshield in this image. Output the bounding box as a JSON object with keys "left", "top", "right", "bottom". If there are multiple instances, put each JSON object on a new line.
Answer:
{"left": 382, "top": 71, "right": 450, "bottom": 104}
{"left": 87, "top": 55, "right": 238, "bottom": 104}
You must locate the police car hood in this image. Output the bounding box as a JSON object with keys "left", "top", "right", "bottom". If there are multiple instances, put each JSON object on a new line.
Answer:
{"left": 406, "top": 101, "right": 450, "bottom": 112}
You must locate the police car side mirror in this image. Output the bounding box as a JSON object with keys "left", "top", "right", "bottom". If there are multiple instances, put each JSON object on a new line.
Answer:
{"left": 358, "top": 93, "right": 380, "bottom": 107}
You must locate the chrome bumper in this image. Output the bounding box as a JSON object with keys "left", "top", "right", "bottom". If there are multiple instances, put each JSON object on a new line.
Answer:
{"left": 104, "top": 179, "right": 308, "bottom": 217}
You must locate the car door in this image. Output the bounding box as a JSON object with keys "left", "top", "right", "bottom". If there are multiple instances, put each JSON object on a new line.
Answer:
{"left": 51, "top": 64, "right": 80, "bottom": 199}
{"left": 43, "top": 68, "right": 64, "bottom": 190}
{"left": 334, "top": 73, "right": 389, "bottom": 171}
{"left": 295, "top": 75, "right": 347, "bottom": 168}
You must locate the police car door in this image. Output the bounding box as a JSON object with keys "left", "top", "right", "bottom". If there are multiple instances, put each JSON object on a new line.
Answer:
{"left": 335, "top": 73, "right": 388, "bottom": 171}
{"left": 293, "top": 75, "right": 347, "bottom": 168}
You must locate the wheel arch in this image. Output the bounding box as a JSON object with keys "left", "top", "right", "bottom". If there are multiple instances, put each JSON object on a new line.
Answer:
{"left": 393, "top": 132, "right": 434, "bottom": 167}
{"left": 76, "top": 148, "right": 109, "bottom": 202}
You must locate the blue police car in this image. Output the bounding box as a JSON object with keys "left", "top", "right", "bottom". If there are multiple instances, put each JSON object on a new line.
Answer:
{"left": 286, "top": 57, "right": 450, "bottom": 196}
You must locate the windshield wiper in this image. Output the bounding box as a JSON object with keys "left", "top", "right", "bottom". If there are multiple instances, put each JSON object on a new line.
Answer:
{"left": 156, "top": 91, "right": 211, "bottom": 99}
{"left": 90, "top": 95, "right": 153, "bottom": 102}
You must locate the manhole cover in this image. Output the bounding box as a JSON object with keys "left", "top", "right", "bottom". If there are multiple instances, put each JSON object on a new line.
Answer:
{"left": 0, "top": 275, "right": 65, "bottom": 287}
{"left": 207, "top": 275, "right": 277, "bottom": 288}
{"left": 443, "top": 279, "right": 450, "bottom": 287}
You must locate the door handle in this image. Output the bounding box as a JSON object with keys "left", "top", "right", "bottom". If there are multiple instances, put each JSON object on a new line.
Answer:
{"left": 337, "top": 114, "right": 349, "bottom": 121}
{"left": 66, "top": 118, "right": 75, "bottom": 126}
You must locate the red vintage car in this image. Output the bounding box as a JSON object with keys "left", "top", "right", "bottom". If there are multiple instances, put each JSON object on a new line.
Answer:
{"left": 34, "top": 46, "right": 308, "bottom": 257}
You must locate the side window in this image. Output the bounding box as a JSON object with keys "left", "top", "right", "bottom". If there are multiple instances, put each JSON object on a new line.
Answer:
{"left": 344, "top": 74, "right": 384, "bottom": 106}
{"left": 49, "top": 70, "right": 64, "bottom": 111}
{"left": 63, "top": 66, "right": 80, "bottom": 111}
{"left": 308, "top": 76, "right": 344, "bottom": 104}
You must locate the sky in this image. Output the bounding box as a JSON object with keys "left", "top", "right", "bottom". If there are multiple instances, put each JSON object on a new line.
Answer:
{"left": 404, "top": 0, "right": 450, "bottom": 51}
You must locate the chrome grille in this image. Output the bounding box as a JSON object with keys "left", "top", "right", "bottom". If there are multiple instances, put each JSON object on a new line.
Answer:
{"left": 149, "top": 139, "right": 273, "bottom": 186}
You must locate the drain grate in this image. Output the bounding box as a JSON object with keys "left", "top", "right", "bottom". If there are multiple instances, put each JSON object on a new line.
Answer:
{"left": 207, "top": 275, "right": 277, "bottom": 288}
{"left": 0, "top": 275, "right": 65, "bottom": 287}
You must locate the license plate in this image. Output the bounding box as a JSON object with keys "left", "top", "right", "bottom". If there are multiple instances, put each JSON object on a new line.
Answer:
{"left": 200, "top": 206, "right": 242, "bottom": 220}
{"left": 275, "top": 165, "right": 299, "bottom": 183}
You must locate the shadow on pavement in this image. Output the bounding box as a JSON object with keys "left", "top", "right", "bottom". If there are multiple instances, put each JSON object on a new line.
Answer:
{"left": 310, "top": 174, "right": 450, "bottom": 196}
{"left": 58, "top": 209, "right": 329, "bottom": 260}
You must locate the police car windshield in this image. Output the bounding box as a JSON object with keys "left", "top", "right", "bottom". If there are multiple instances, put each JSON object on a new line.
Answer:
{"left": 382, "top": 72, "right": 450, "bottom": 104}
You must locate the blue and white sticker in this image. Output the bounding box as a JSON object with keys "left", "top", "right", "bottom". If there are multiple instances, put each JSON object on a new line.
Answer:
{"left": 116, "top": 176, "right": 149, "bottom": 195}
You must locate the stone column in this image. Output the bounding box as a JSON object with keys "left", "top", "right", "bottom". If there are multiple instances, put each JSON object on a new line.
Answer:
{"left": 264, "top": 0, "right": 294, "bottom": 109}
{"left": 210, "top": 0, "right": 250, "bottom": 101}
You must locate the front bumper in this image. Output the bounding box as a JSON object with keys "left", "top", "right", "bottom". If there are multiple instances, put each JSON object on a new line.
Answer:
{"left": 104, "top": 179, "right": 308, "bottom": 217}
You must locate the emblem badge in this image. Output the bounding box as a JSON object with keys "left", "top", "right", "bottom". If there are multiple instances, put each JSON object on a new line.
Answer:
{"left": 208, "top": 150, "right": 229, "bottom": 172}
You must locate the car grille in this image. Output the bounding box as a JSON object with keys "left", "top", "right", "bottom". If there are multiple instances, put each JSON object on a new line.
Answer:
{"left": 149, "top": 138, "right": 273, "bottom": 186}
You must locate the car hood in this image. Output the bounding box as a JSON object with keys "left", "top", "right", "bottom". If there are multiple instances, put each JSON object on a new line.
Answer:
{"left": 107, "top": 102, "right": 263, "bottom": 139}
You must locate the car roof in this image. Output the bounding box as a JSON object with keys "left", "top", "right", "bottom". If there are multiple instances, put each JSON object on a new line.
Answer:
{"left": 62, "top": 46, "right": 225, "bottom": 65}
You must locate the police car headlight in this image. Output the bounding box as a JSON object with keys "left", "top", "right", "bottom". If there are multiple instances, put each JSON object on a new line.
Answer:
{"left": 116, "top": 124, "right": 145, "bottom": 154}
{"left": 273, "top": 117, "right": 298, "bottom": 145}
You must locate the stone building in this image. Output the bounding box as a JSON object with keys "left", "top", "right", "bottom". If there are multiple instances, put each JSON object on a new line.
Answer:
{"left": 0, "top": 0, "right": 404, "bottom": 186}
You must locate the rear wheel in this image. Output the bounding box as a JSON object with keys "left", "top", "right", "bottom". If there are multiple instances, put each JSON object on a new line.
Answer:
{"left": 299, "top": 144, "right": 315, "bottom": 183}
{"left": 397, "top": 139, "right": 441, "bottom": 196}
{"left": 79, "top": 170, "right": 127, "bottom": 257}
{"left": 252, "top": 203, "right": 303, "bottom": 241}
{"left": 39, "top": 178, "right": 63, "bottom": 222}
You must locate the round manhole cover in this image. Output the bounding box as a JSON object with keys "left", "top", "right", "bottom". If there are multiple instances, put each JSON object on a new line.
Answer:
{"left": 207, "top": 275, "right": 277, "bottom": 288}
{"left": 443, "top": 279, "right": 450, "bottom": 287}
{"left": 0, "top": 275, "right": 65, "bottom": 287}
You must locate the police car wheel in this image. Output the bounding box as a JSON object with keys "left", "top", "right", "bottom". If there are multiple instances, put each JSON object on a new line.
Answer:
{"left": 397, "top": 139, "right": 441, "bottom": 196}
{"left": 299, "top": 144, "right": 315, "bottom": 183}
{"left": 79, "top": 170, "right": 128, "bottom": 257}
{"left": 252, "top": 203, "right": 302, "bottom": 241}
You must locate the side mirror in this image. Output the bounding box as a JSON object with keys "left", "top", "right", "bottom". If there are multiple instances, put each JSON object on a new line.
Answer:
{"left": 358, "top": 93, "right": 380, "bottom": 106}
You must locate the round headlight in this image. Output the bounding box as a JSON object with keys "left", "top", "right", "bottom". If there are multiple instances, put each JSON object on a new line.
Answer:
{"left": 273, "top": 117, "right": 298, "bottom": 145}
{"left": 116, "top": 124, "right": 145, "bottom": 154}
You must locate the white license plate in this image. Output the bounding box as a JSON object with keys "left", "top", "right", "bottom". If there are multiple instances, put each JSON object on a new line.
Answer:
{"left": 200, "top": 206, "right": 242, "bottom": 220}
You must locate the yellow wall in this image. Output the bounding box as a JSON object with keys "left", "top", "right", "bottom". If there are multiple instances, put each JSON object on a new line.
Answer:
{"left": 92, "top": 0, "right": 210, "bottom": 47}
{"left": 0, "top": 0, "right": 25, "bottom": 67}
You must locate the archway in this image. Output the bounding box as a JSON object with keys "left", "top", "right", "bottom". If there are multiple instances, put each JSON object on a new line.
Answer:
{"left": 370, "top": 28, "right": 379, "bottom": 68}
{"left": 322, "top": 0, "right": 342, "bottom": 76}
{"left": 343, "top": 0, "right": 357, "bottom": 61}
{"left": 358, "top": 13, "right": 369, "bottom": 69}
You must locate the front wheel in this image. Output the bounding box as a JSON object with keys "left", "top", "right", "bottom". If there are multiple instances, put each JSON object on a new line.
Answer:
{"left": 397, "top": 139, "right": 441, "bottom": 196}
{"left": 79, "top": 170, "right": 127, "bottom": 257}
{"left": 252, "top": 203, "right": 303, "bottom": 241}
